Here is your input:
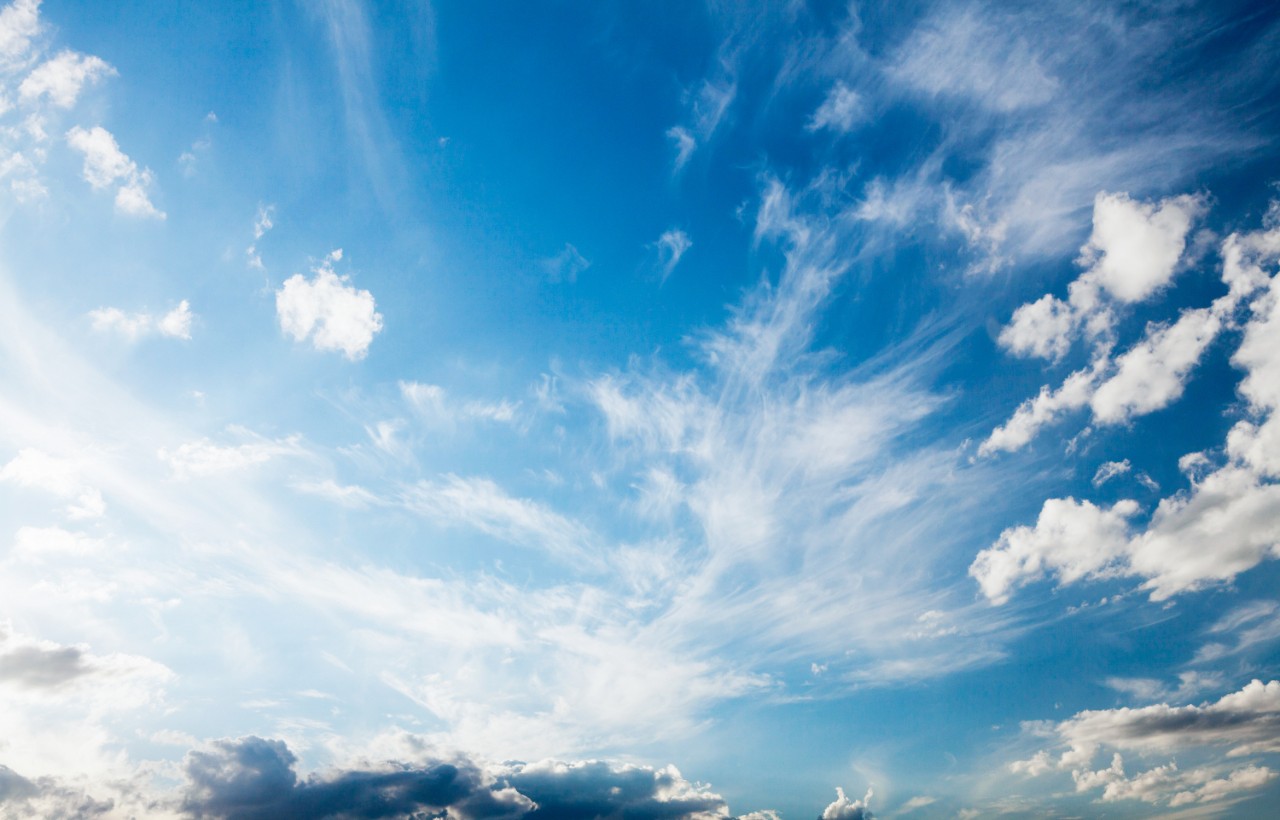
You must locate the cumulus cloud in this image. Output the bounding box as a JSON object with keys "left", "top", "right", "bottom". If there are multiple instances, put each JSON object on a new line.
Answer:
{"left": 18, "top": 49, "right": 113, "bottom": 107}
{"left": 998, "top": 191, "right": 1206, "bottom": 362}
{"left": 65, "top": 125, "right": 164, "bottom": 218}
{"left": 981, "top": 191, "right": 1261, "bottom": 455}
{"left": 276, "top": 249, "right": 383, "bottom": 360}
{"left": 1012, "top": 680, "right": 1280, "bottom": 807}
{"left": 88, "top": 300, "right": 192, "bottom": 340}
{"left": 179, "top": 736, "right": 733, "bottom": 820}
{"left": 821, "top": 786, "right": 873, "bottom": 819}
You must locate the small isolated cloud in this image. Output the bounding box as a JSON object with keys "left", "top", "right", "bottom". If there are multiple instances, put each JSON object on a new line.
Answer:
{"left": 88, "top": 300, "right": 193, "bottom": 341}
{"left": 821, "top": 786, "right": 873, "bottom": 819}
{"left": 65, "top": 125, "right": 164, "bottom": 219}
{"left": 1092, "top": 459, "right": 1131, "bottom": 487}
{"left": 667, "top": 125, "right": 696, "bottom": 172}
{"left": 246, "top": 203, "right": 274, "bottom": 269}
{"left": 808, "top": 82, "right": 862, "bottom": 133}
{"left": 18, "top": 50, "right": 114, "bottom": 108}
{"left": 400, "top": 381, "right": 520, "bottom": 426}
{"left": 276, "top": 249, "right": 383, "bottom": 360}
{"left": 541, "top": 243, "right": 589, "bottom": 283}
{"left": 655, "top": 228, "right": 691, "bottom": 281}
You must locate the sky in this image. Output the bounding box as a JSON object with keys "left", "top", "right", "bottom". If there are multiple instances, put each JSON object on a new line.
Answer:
{"left": 1, "top": 0, "right": 1279, "bottom": 817}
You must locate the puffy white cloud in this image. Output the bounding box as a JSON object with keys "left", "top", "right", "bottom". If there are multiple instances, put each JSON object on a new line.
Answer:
{"left": 1090, "top": 306, "right": 1221, "bottom": 425}
{"left": 979, "top": 365, "right": 1094, "bottom": 456}
{"left": 18, "top": 50, "right": 113, "bottom": 108}
{"left": 998, "top": 293, "right": 1076, "bottom": 360}
{"left": 0, "top": 0, "right": 39, "bottom": 68}
{"left": 1012, "top": 681, "right": 1280, "bottom": 808}
{"left": 970, "top": 497, "right": 1137, "bottom": 605}
{"left": 64, "top": 125, "right": 164, "bottom": 218}
{"left": 808, "top": 82, "right": 862, "bottom": 133}
{"left": 1077, "top": 192, "right": 1207, "bottom": 304}
{"left": 821, "top": 786, "right": 873, "bottom": 819}
{"left": 275, "top": 249, "right": 383, "bottom": 360}
{"left": 88, "top": 300, "right": 192, "bottom": 341}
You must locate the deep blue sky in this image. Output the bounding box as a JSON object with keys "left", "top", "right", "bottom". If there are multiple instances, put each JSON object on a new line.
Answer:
{"left": 1, "top": 1, "right": 1280, "bottom": 817}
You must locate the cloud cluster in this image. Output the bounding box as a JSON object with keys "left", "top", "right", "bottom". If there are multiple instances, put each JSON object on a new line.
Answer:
{"left": 88, "top": 300, "right": 193, "bottom": 340}
{"left": 276, "top": 249, "right": 383, "bottom": 360}
{"left": 176, "top": 736, "right": 737, "bottom": 820}
{"left": 66, "top": 125, "right": 164, "bottom": 219}
{"left": 973, "top": 201, "right": 1280, "bottom": 602}
{"left": 1011, "top": 680, "right": 1280, "bottom": 808}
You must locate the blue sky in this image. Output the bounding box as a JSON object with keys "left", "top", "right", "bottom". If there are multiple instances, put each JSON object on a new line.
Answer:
{"left": 2, "top": 0, "right": 1280, "bottom": 817}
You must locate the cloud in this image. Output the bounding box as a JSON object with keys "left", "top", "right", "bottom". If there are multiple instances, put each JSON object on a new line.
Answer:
{"left": 808, "top": 82, "right": 862, "bottom": 133}
{"left": 65, "top": 125, "right": 164, "bottom": 219}
{"left": 401, "top": 381, "right": 520, "bottom": 426}
{"left": 666, "top": 126, "right": 695, "bottom": 172}
{"left": 970, "top": 497, "right": 1137, "bottom": 605}
{"left": 0, "top": 447, "right": 104, "bottom": 518}
{"left": 246, "top": 204, "right": 275, "bottom": 269}
{"left": 998, "top": 191, "right": 1206, "bottom": 362}
{"left": 821, "top": 786, "right": 873, "bottom": 820}
{"left": 402, "top": 474, "right": 595, "bottom": 565}
{"left": 0, "top": 0, "right": 39, "bottom": 69}
{"left": 540, "top": 243, "right": 589, "bottom": 283}
{"left": 88, "top": 300, "right": 193, "bottom": 341}
{"left": 18, "top": 49, "right": 113, "bottom": 108}
{"left": 1012, "top": 680, "right": 1280, "bottom": 807}
{"left": 654, "top": 229, "right": 691, "bottom": 281}
{"left": 1092, "top": 460, "right": 1131, "bottom": 487}
{"left": 179, "top": 736, "right": 734, "bottom": 820}
{"left": 158, "top": 428, "right": 307, "bottom": 479}
{"left": 276, "top": 249, "right": 383, "bottom": 360}
{"left": 890, "top": 9, "right": 1056, "bottom": 112}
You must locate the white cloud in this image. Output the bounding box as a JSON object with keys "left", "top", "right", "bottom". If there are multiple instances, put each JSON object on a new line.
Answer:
{"left": 1092, "top": 459, "right": 1131, "bottom": 487}
{"left": 808, "top": 82, "right": 862, "bottom": 133}
{"left": 1078, "top": 192, "right": 1207, "bottom": 304}
{"left": 541, "top": 242, "right": 589, "bottom": 283}
{"left": 821, "top": 786, "right": 873, "bottom": 819}
{"left": 158, "top": 429, "right": 306, "bottom": 479}
{"left": 403, "top": 474, "right": 595, "bottom": 565}
{"left": 979, "top": 365, "right": 1095, "bottom": 456}
{"left": 246, "top": 203, "right": 274, "bottom": 269}
{"left": 0, "top": 0, "right": 39, "bottom": 68}
{"left": 666, "top": 125, "right": 695, "bottom": 171}
{"left": 64, "top": 125, "right": 164, "bottom": 219}
{"left": 970, "top": 497, "right": 1137, "bottom": 605}
{"left": 655, "top": 228, "right": 691, "bottom": 281}
{"left": 1090, "top": 306, "right": 1220, "bottom": 425}
{"left": 88, "top": 300, "right": 192, "bottom": 341}
{"left": 1012, "top": 681, "right": 1280, "bottom": 807}
{"left": 275, "top": 249, "right": 383, "bottom": 360}
{"left": 891, "top": 10, "right": 1056, "bottom": 112}
{"left": 400, "top": 381, "right": 520, "bottom": 426}
{"left": 998, "top": 191, "right": 1205, "bottom": 363}
{"left": 0, "top": 448, "right": 104, "bottom": 519}
{"left": 18, "top": 50, "right": 113, "bottom": 108}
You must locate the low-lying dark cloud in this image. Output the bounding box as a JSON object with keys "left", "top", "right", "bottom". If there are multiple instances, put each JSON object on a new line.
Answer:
{"left": 180, "top": 737, "right": 734, "bottom": 820}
